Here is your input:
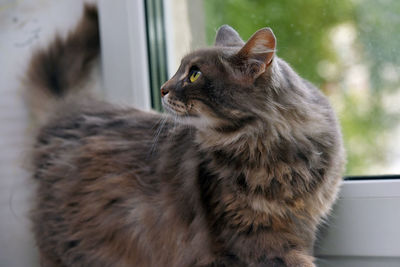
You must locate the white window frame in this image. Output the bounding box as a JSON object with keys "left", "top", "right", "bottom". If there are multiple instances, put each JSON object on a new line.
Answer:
{"left": 98, "top": 0, "right": 151, "bottom": 110}
{"left": 98, "top": 1, "right": 400, "bottom": 266}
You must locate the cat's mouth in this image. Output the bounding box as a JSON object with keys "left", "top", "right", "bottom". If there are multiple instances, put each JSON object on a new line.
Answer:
{"left": 162, "top": 95, "right": 193, "bottom": 116}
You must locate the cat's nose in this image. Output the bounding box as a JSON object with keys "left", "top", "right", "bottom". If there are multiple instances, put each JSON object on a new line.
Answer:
{"left": 160, "top": 86, "right": 169, "bottom": 97}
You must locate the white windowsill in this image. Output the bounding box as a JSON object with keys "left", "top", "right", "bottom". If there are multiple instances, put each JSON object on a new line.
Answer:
{"left": 315, "top": 179, "right": 400, "bottom": 266}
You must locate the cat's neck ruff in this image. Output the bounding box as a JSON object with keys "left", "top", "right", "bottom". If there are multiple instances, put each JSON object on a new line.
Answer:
{"left": 194, "top": 122, "right": 270, "bottom": 165}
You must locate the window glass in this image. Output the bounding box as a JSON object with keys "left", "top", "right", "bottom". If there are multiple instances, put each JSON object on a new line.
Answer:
{"left": 164, "top": 0, "right": 400, "bottom": 176}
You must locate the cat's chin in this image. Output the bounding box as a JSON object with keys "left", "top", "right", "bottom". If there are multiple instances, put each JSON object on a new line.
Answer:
{"left": 162, "top": 102, "right": 180, "bottom": 116}
{"left": 161, "top": 103, "right": 216, "bottom": 130}
{"left": 164, "top": 110, "right": 213, "bottom": 129}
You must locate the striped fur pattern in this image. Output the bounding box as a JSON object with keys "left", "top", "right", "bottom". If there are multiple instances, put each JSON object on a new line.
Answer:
{"left": 28, "top": 5, "right": 345, "bottom": 267}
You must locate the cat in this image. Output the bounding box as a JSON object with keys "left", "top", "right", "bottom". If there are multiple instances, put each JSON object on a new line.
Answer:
{"left": 26, "top": 4, "right": 345, "bottom": 267}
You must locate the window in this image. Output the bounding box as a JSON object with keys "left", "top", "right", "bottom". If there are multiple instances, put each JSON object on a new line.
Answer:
{"left": 164, "top": 0, "right": 400, "bottom": 177}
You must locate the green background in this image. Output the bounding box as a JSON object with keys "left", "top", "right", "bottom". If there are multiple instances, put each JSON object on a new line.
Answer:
{"left": 204, "top": 0, "right": 400, "bottom": 175}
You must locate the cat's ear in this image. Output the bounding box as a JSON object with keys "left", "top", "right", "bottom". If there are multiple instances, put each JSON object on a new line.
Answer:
{"left": 215, "top": 25, "right": 245, "bottom": 47}
{"left": 235, "top": 28, "right": 276, "bottom": 79}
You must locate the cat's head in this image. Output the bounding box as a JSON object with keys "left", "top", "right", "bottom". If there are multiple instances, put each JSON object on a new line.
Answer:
{"left": 161, "top": 25, "right": 277, "bottom": 133}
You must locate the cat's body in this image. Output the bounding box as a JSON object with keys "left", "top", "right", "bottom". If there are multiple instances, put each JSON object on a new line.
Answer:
{"left": 28, "top": 5, "right": 344, "bottom": 267}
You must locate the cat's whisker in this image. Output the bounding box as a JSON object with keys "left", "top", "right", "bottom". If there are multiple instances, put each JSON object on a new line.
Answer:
{"left": 151, "top": 114, "right": 164, "bottom": 130}
{"left": 148, "top": 115, "right": 168, "bottom": 157}
{"left": 183, "top": 110, "right": 194, "bottom": 136}
{"left": 173, "top": 113, "right": 180, "bottom": 128}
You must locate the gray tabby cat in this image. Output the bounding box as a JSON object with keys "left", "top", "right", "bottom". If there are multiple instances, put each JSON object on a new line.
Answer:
{"left": 27, "top": 5, "right": 345, "bottom": 267}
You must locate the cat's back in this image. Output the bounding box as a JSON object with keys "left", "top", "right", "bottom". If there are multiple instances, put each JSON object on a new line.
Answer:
{"left": 276, "top": 57, "right": 337, "bottom": 116}
{"left": 31, "top": 103, "right": 212, "bottom": 267}
{"left": 33, "top": 102, "right": 161, "bottom": 177}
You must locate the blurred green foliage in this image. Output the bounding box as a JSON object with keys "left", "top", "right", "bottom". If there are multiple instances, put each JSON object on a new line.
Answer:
{"left": 204, "top": 0, "right": 354, "bottom": 84}
{"left": 204, "top": 0, "right": 400, "bottom": 175}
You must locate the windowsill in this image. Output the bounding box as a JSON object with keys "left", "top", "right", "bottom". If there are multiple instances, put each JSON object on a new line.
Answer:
{"left": 315, "top": 178, "right": 400, "bottom": 266}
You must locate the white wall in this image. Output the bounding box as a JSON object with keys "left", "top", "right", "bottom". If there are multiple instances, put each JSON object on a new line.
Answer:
{"left": 0, "top": 1, "right": 93, "bottom": 266}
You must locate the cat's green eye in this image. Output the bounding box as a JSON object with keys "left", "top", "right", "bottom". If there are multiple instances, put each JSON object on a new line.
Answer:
{"left": 189, "top": 70, "right": 201, "bottom": 83}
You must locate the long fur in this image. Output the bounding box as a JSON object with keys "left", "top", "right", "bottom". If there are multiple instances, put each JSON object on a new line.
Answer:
{"left": 25, "top": 4, "right": 100, "bottom": 126}
{"left": 26, "top": 5, "right": 345, "bottom": 267}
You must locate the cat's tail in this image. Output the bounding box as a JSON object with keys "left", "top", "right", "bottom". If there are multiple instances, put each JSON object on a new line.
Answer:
{"left": 24, "top": 4, "right": 100, "bottom": 125}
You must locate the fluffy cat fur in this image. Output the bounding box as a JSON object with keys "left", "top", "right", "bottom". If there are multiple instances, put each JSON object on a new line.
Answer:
{"left": 27, "top": 4, "right": 345, "bottom": 267}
